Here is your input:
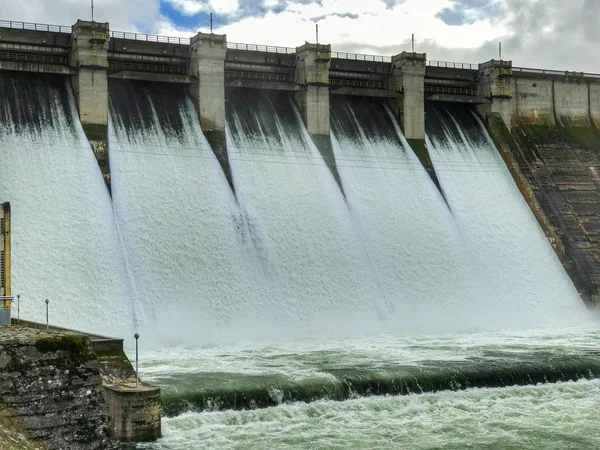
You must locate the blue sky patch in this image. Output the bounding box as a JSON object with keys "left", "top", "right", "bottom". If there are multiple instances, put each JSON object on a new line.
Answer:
{"left": 436, "top": 0, "right": 503, "bottom": 26}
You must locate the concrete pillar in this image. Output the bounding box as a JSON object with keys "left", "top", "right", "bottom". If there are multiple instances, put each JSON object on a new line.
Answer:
{"left": 294, "top": 43, "right": 344, "bottom": 194}
{"left": 188, "top": 32, "right": 234, "bottom": 191}
{"left": 103, "top": 383, "right": 161, "bottom": 442}
{"left": 388, "top": 52, "right": 442, "bottom": 189}
{"left": 476, "top": 59, "right": 513, "bottom": 127}
{"left": 70, "top": 20, "right": 110, "bottom": 186}
{"left": 294, "top": 43, "right": 331, "bottom": 136}
{"left": 389, "top": 52, "right": 426, "bottom": 147}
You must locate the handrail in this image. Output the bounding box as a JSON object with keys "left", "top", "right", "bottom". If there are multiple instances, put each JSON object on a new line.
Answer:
{"left": 110, "top": 60, "right": 187, "bottom": 74}
{"left": 426, "top": 86, "right": 477, "bottom": 96}
{"left": 427, "top": 60, "right": 478, "bottom": 70}
{"left": 331, "top": 52, "right": 391, "bottom": 63}
{"left": 226, "top": 71, "right": 295, "bottom": 83}
{"left": 0, "top": 296, "right": 13, "bottom": 310}
{"left": 512, "top": 66, "right": 600, "bottom": 79}
{"left": 225, "top": 71, "right": 401, "bottom": 91}
{"left": 110, "top": 30, "right": 190, "bottom": 45}
{"left": 0, "top": 51, "right": 68, "bottom": 65}
{"left": 0, "top": 20, "right": 71, "bottom": 33}
{"left": 227, "top": 42, "right": 295, "bottom": 54}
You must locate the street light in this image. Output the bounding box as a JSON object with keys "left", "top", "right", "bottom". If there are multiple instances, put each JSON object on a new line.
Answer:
{"left": 45, "top": 299, "right": 49, "bottom": 330}
{"left": 134, "top": 333, "right": 140, "bottom": 389}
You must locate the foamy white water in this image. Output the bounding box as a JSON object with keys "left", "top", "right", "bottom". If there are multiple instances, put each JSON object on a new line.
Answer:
{"left": 330, "top": 97, "right": 486, "bottom": 332}
{"left": 137, "top": 327, "right": 600, "bottom": 450}
{"left": 426, "top": 106, "right": 587, "bottom": 328}
{"left": 0, "top": 73, "right": 134, "bottom": 336}
{"left": 226, "top": 90, "right": 384, "bottom": 330}
{"left": 108, "top": 81, "right": 268, "bottom": 344}
{"left": 145, "top": 380, "right": 600, "bottom": 450}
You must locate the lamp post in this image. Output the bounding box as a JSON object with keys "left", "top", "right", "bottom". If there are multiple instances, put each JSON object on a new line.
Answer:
{"left": 134, "top": 333, "right": 139, "bottom": 389}
{"left": 45, "top": 299, "right": 49, "bottom": 330}
{"left": 16, "top": 294, "right": 19, "bottom": 325}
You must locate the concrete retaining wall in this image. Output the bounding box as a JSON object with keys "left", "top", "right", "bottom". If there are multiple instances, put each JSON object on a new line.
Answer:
{"left": 554, "top": 80, "right": 591, "bottom": 127}
{"left": 513, "top": 78, "right": 556, "bottom": 124}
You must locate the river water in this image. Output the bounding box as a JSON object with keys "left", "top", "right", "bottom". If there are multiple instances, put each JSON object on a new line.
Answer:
{"left": 136, "top": 326, "right": 600, "bottom": 449}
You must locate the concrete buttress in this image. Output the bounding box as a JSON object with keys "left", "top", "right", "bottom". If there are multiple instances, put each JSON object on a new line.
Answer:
{"left": 70, "top": 20, "right": 110, "bottom": 187}
{"left": 188, "top": 32, "right": 235, "bottom": 192}
{"left": 294, "top": 43, "right": 345, "bottom": 195}
{"left": 389, "top": 52, "right": 441, "bottom": 190}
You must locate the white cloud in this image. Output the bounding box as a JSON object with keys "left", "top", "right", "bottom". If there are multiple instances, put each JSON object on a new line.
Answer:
{"left": 168, "top": 0, "right": 205, "bottom": 15}
{"left": 3, "top": 0, "right": 600, "bottom": 72}
{"left": 209, "top": 0, "right": 239, "bottom": 15}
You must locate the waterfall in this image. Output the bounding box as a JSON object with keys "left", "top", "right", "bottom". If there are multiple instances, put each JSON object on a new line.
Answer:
{"left": 0, "top": 72, "right": 134, "bottom": 335}
{"left": 425, "top": 104, "right": 587, "bottom": 328}
{"left": 108, "top": 80, "right": 268, "bottom": 344}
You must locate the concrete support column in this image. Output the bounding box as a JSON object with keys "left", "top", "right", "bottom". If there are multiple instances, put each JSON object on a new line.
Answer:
{"left": 70, "top": 20, "right": 110, "bottom": 186}
{"left": 294, "top": 43, "right": 344, "bottom": 193}
{"left": 188, "top": 32, "right": 234, "bottom": 191}
{"left": 476, "top": 59, "right": 513, "bottom": 127}
{"left": 388, "top": 52, "right": 442, "bottom": 189}
{"left": 389, "top": 52, "right": 426, "bottom": 146}
{"left": 294, "top": 43, "right": 331, "bottom": 135}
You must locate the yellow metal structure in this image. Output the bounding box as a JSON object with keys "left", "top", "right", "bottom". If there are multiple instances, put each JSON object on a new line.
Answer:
{"left": 1, "top": 202, "right": 11, "bottom": 310}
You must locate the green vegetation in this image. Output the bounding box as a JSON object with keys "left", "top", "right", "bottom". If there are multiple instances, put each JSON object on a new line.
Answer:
{"left": 34, "top": 335, "right": 90, "bottom": 357}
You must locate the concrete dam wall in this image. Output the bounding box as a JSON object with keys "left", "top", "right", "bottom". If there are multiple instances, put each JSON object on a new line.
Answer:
{"left": 1, "top": 18, "right": 600, "bottom": 310}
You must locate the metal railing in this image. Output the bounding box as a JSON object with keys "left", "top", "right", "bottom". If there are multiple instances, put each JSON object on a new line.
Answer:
{"left": 332, "top": 52, "right": 391, "bottom": 63}
{"left": 512, "top": 66, "right": 600, "bottom": 79}
{"left": 227, "top": 42, "right": 295, "bottom": 54}
{"left": 225, "top": 71, "right": 401, "bottom": 91}
{"left": 110, "top": 60, "right": 187, "bottom": 74}
{"left": 225, "top": 71, "right": 295, "bottom": 83}
{"left": 0, "top": 42, "right": 68, "bottom": 53}
{"left": 330, "top": 78, "right": 400, "bottom": 91}
{"left": 426, "top": 86, "right": 477, "bottom": 96}
{"left": 0, "top": 20, "right": 72, "bottom": 33}
{"left": 0, "top": 51, "right": 67, "bottom": 65}
{"left": 110, "top": 30, "right": 190, "bottom": 45}
{"left": 427, "top": 60, "right": 478, "bottom": 70}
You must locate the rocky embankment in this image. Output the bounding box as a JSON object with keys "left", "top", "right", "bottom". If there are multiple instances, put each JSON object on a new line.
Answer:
{"left": 0, "top": 326, "right": 119, "bottom": 449}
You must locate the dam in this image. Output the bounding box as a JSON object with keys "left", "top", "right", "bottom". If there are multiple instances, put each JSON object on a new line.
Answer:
{"left": 1, "top": 17, "right": 600, "bottom": 449}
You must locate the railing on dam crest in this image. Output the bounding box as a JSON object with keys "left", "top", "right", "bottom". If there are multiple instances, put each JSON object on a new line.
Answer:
{"left": 0, "top": 20, "right": 71, "bottom": 33}
{"left": 427, "top": 60, "right": 478, "bottom": 70}
{"left": 110, "top": 30, "right": 190, "bottom": 45}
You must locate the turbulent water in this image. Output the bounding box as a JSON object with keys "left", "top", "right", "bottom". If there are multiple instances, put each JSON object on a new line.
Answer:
{"left": 426, "top": 105, "right": 587, "bottom": 329}
{"left": 0, "top": 72, "right": 133, "bottom": 335}
{"left": 331, "top": 97, "right": 492, "bottom": 331}
{"left": 226, "top": 89, "right": 384, "bottom": 332}
{"left": 108, "top": 80, "right": 268, "bottom": 343}
{"left": 137, "top": 327, "right": 600, "bottom": 449}
{"left": 2, "top": 74, "right": 597, "bottom": 449}
{"left": 142, "top": 379, "right": 600, "bottom": 450}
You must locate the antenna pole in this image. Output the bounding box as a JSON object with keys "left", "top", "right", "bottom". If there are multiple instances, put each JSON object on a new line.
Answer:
{"left": 499, "top": 42, "right": 502, "bottom": 60}
{"left": 91, "top": 0, "right": 94, "bottom": 22}
{"left": 316, "top": 24, "right": 319, "bottom": 45}
{"left": 210, "top": 13, "right": 213, "bottom": 33}
{"left": 412, "top": 33, "right": 415, "bottom": 52}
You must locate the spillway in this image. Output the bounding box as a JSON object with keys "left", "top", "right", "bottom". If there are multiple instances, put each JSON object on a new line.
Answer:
{"left": 330, "top": 96, "right": 487, "bottom": 332}
{"left": 108, "top": 80, "right": 268, "bottom": 344}
{"left": 226, "top": 89, "right": 384, "bottom": 333}
{"left": 0, "top": 72, "right": 133, "bottom": 335}
{"left": 425, "top": 104, "right": 587, "bottom": 328}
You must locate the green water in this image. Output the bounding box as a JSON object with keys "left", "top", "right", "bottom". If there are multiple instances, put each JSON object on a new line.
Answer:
{"left": 135, "top": 327, "right": 600, "bottom": 449}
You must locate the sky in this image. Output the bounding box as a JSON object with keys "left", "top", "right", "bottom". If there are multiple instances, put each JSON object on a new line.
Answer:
{"left": 1, "top": 0, "right": 598, "bottom": 72}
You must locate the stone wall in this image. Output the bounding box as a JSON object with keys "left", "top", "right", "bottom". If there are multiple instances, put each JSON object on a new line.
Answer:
{"left": 0, "top": 327, "right": 119, "bottom": 449}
